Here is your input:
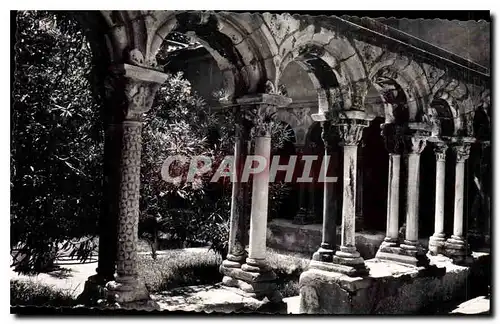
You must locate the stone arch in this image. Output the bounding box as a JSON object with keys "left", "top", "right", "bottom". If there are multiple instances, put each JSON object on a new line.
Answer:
{"left": 368, "top": 58, "right": 431, "bottom": 122}
{"left": 273, "top": 108, "right": 312, "bottom": 147}
{"left": 99, "top": 10, "right": 150, "bottom": 64}
{"left": 145, "top": 11, "right": 274, "bottom": 99}
{"left": 431, "top": 78, "right": 473, "bottom": 135}
{"left": 277, "top": 32, "right": 367, "bottom": 113}
{"left": 428, "top": 96, "right": 461, "bottom": 137}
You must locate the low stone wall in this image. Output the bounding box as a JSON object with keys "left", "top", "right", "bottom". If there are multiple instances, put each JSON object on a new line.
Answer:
{"left": 267, "top": 219, "right": 386, "bottom": 259}
{"left": 299, "top": 252, "right": 490, "bottom": 314}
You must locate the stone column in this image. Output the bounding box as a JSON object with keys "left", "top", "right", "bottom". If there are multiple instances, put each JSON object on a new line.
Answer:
{"left": 395, "top": 126, "right": 432, "bottom": 267}
{"left": 293, "top": 146, "right": 309, "bottom": 224}
{"left": 222, "top": 108, "right": 250, "bottom": 272}
{"left": 399, "top": 135, "right": 427, "bottom": 249}
{"left": 376, "top": 123, "right": 404, "bottom": 256}
{"left": 79, "top": 123, "right": 121, "bottom": 302}
{"left": 428, "top": 142, "right": 448, "bottom": 255}
{"left": 376, "top": 153, "right": 401, "bottom": 256}
{"left": 444, "top": 140, "right": 474, "bottom": 264}
{"left": 309, "top": 111, "right": 373, "bottom": 276}
{"left": 103, "top": 64, "right": 168, "bottom": 304}
{"left": 312, "top": 120, "right": 336, "bottom": 262}
{"left": 355, "top": 147, "right": 364, "bottom": 230}
{"left": 220, "top": 93, "right": 292, "bottom": 303}
{"left": 332, "top": 115, "right": 373, "bottom": 276}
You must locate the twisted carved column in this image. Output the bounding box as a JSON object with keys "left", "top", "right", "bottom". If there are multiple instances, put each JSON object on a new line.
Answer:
{"left": 102, "top": 64, "right": 167, "bottom": 304}
{"left": 428, "top": 142, "right": 448, "bottom": 255}
{"left": 444, "top": 140, "right": 474, "bottom": 264}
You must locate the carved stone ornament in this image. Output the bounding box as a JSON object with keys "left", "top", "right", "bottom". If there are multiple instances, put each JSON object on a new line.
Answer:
{"left": 116, "top": 121, "right": 143, "bottom": 279}
{"left": 336, "top": 119, "right": 370, "bottom": 146}
{"left": 423, "top": 108, "right": 441, "bottom": 137}
{"left": 463, "top": 111, "right": 475, "bottom": 137}
{"left": 404, "top": 135, "right": 428, "bottom": 155}
{"left": 124, "top": 80, "right": 161, "bottom": 121}
{"left": 265, "top": 80, "right": 288, "bottom": 96}
{"left": 106, "top": 64, "right": 168, "bottom": 122}
{"left": 453, "top": 143, "right": 472, "bottom": 163}
{"left": 350, "top": 81, "right": 368, "bottom": 110}
{"left": 381, "top": 123, "right": 405, "bottom": 154}
{"left": 245, "top": 105, "right": 275, "bottom": 137}
{"left": 433, "top": 142, "right": 448, "bottom": 162}
{"left": 237, "top": 93, "right": 292, "bottom": 137}
{"left": 128, "top": 48, "right": 158, "bottom": 69}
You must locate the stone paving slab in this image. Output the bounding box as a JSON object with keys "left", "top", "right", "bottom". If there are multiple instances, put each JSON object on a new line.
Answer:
{"left": 152, "top": 283, "right": 286, "bottom": 314}
{"left": 450, "top": 296, "right": 490, "bottom": 315}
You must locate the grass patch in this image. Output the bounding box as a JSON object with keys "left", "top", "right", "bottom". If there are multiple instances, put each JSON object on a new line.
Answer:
{"left": 137, "top": 247, "right": 309, "bottom": 298}
{"left": 10, "top": 279, "right": 77, "bottom": 307}
{"left": 267, "top": 248, "right": 309, "bottom": 298}
{"left": 138, "top": 248, "right": 223, "bottom": 293}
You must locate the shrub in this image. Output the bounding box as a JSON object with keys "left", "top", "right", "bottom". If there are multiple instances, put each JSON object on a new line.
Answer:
{"left": 12, "top": 11, "right": 102, "bottom": 273}
{"left": 10, "top": 279, "right": 77, "bottom": 307}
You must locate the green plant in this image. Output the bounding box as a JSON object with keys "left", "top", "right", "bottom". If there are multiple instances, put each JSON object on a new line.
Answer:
{"left": 10, "top": 279, "right": 77, "bottom": 307}
{"left": 137, "top": 250, "right": 222, "bottom": 292}
{"left": 139, "top": 73, "right": 294, "bottom": 259}
{"left": 11, "top": 11, "right": 102, "bottom": 273}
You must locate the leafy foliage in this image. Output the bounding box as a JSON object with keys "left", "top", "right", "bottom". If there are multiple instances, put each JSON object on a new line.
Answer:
{"left": 11, "top": 11, "right": 102, "bottom": 273}
{"left": 139, "top": 72, "right": 294, "bottom": 258}
{"left": 10, "top": 279, "right": 77, "bottom": 307}
{"left": 12, "top": 11, "right": 295, "bottom": 272}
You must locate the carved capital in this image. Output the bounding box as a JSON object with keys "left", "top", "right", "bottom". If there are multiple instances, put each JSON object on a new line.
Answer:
{"left": 381, "top": 123, "right": 405, "bottom": 154}
{"left": 236, "top": 93, "right": 292, "bottom": 138}
{"left": 106, "top": 64, "right": 168, "bottom": 122}
{"left": 336, "top": 119, "right": 370, "bottom": 146}
{"left": 127, "top": 48, "right": 159, "bottom": 69}
{"left": 453, "top": 144, "right": 472, "bottom": 163}
{"left": 123, "top": 79, "right": 162, "bottom": 120}
{"left": 433, "top": 142, "right": 448, "bottom": 162}
{"left": 404, "top": 135, "right": 428, "bottom": 155}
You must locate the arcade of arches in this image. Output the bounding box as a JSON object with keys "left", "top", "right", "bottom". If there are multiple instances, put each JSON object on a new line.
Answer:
{"left": 76, "top": 11, "right": 491, "bottom": 308}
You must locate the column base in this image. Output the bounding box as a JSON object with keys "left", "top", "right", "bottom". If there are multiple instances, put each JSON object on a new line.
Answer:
{"left": 77, "top": 273, "right": 112, "bottom": 305}
{"left": 322, "top": 247, "right": 369, "bottom": 277}
{"left": 220, "top": 258, "right": 282, "bottom": 303}
{"left": 375, "top": 242, "right": 430, "bottom": 267}
{"left": 312, "top": 244, "right": 335, "bottom": 262}
{"left": 443, "top": 236, "right": 473, "bottom": 265}
{"left": 105, "top": 276, "right": 150, "bottom": 304}
{"left": 222, "top": 252, "right": 247, "bottom": 268}
{"left": 428, "top": 233, "right": 447, "bottom": 255}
